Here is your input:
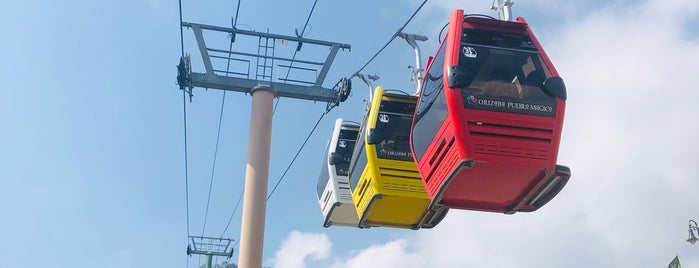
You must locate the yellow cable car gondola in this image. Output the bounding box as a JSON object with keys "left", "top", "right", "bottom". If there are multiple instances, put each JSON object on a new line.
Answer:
{"left": 348, "top": 86, "right": 448, "bottom": 229}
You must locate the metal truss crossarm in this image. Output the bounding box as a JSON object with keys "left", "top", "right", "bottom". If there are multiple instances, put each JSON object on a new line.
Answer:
{"left": 189, "top": 73, "right": 338, "bottom": 102}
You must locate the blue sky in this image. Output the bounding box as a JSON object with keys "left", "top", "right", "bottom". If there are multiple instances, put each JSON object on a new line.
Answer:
{"left": 1, "top": 0, "right": 698, "bottom": 267}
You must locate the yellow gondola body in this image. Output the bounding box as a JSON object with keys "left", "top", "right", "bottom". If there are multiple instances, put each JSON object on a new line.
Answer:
{"left": 348, "top": 86, "right": 448, "bottom": 229}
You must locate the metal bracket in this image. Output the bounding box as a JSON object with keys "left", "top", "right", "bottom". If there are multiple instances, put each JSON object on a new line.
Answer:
{"left": 177, "top": 54, "right": 194, "bottom": 102}
{"left": 187, "top": 236, "right": 235, "bottom": 258}
{"left": 356, "top": 73, "right": 380, "bottom": 101}
{"left": 325, "top": 77, "right": 352, "bottom": 112}
{"left": 179, "top": 21, "right": 351, "bottom": 103}
{"left": 397, "top": 32, "right": 428, "bottom": 95}
{"left": 491, "top": 0, "right": 515, "bottom": 21}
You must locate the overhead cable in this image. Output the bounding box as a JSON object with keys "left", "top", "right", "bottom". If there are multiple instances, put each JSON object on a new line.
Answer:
{"left": 267, "top": 111, "right": 326, "bottom": 200}
{"left": 275, "top": 0, "right": 320, "bottom": 114}
{"left": 349, "top": 0, "right": 428, "bottom": 79}
{"left": 220, "top": 187, "right": 245, "bottom": 239}
{"left": 178, "top": 0, "right": 192, "bottom": 242}
{"left": 200, "top": 90, "right": 226, "bottom": 237}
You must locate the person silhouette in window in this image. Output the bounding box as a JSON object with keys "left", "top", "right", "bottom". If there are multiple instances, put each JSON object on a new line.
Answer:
{"left": 481, "top": 68, "right": 523, "bottom": 99}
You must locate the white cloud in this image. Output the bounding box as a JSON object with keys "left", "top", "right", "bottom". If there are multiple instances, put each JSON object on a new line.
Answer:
{"left": 273, "top": 0, "right": 699, "bottom": 266}
{"left": 285, "top": 0, "right": 699, "bottom": 267}
{"left": 329, "top": 240, "right": 426, "bottom": 268}
{"left": 271, "top": 231, "right": 331, "bottom": 268}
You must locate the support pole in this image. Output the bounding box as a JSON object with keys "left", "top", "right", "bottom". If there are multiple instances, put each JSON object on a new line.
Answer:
{"left": 357, "top": 74, "right": 379, "bottom": 101}
{"left": 179, "top": 21, "right": 348, "bottom": 267}
{"left": 205, "top": 254, "right": 213, "bottom": 268}
{"left": 396, "top": 32, "right": 428, "bottom": 95}
{"left": 492, "top": 0, "right": 515, "bottom": 21}
{"left": 238, "top": 85, "right": 275, "bottom": 268}
{"left": 502, "top": 0, "right": 514, "bottom": 21}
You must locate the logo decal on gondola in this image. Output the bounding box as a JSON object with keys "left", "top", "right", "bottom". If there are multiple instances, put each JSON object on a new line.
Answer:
{"left": 338, "top": 140, "right": 347, "bottom": 148}
{"left": 378, "top": 114, "right": 390, "bottom": 123}
{"left": 464, "top": 93, "right": 555, "bottom": 117}
{"left": 463, "top": 46, "right": 477, "bottom": 58}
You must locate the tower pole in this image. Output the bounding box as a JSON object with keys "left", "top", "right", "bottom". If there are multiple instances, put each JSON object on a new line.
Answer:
{"left": 205, "top": 254, "right": 213, "bottom": 268}
{"left": 178, "top": 22, "right": 349, "bottom": 267}
{"left": 237, "top": 85, "right": 275, "bottom": 268}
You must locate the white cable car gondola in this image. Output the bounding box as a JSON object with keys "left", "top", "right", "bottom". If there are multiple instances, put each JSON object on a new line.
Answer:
{"left": 317, "top": 119, "right": 361, "bottom": 227}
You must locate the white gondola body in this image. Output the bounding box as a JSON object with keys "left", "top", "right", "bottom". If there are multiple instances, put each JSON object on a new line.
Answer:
{"left": 317, "top": 119, "right": 360, "bottom": 227}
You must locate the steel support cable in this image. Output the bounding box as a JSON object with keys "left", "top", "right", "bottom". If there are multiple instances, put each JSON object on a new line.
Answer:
{"left": 226, "top": 237, "right": 241, "bottom": 256}
{"left": 349, "top": 0, "right": 428, "bottom": 79}
{"left": 178, "top": 0, "right": 192, "bottom": 242}
{"left": 233, "top": 0, "right": 241, "bottom": 26}
{"left": 193, "top": 0, "right": 246, "bottom": 253}
{"left": 200, "top": 11, "right": 243, "bottom": 237}
{"left": 178, "top": 2, "right": 192, "bottom": 268}
{"left": 220, "top": 187, "right": 244, "bottom": 238}
{"left": 210, "top": 0, "right": 244, "bottom": 241}
{"left": 179, "top": 0, "right": 185, "bottom": 58}
{"left": 274, "top": 0, "right": 320, "bottom": 114}
{"left": 299, "top": 0, "right": 318, "bottom": 36}
{"left": 267, "top": 111, "right": 326, "bottom": 200}
{"left": 183, "top": 92, "right": 193, "bottom": 266}
{"left": 200, "top": 90, "right": 226, "bottom": 237}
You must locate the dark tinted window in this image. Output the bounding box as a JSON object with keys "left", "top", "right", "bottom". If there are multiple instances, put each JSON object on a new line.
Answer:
{"left": 462, "top": 28, "right": 538, "bottom": 51}
{"left": 412, "top": 41, "right": 448, "bottom": 161}
{"left": 458, "top": 28, "right": 556, "bottom": 117}
{"left": 316, "top": 141, "right": 330, "bottom": 199}
{"left": 374, "top": 99, "right": 415, "bottom": 161}
{"left": 334, "top": 129, "right": 358, "bottom": 176}
{"left": 348, "top": 124, "right": 367, "bottom": 191}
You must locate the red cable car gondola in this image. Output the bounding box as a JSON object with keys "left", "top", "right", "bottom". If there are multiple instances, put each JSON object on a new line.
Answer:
{"left": 410, "top": 9, "right": 570, "bottom": 214}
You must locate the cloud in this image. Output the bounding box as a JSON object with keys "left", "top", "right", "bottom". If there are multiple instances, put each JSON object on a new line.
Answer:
{"left": 273, "top": 0, "right": 699, "bottom": 267}
{"left": 329, "top": 240, "right": 426, "bottom": 268}
{"left": 270, "top": 231, "right": 331, "bottom": 268}
{"left": 286, "top": 0, "right": 699, "bottom": 267}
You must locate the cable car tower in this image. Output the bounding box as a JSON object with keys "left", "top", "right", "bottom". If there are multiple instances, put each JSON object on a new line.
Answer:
{"left": 177, "top": 21, "right": 350, "bottom": 268}
{"left": 186, "top": 236, "right": 235, "bottom": 268}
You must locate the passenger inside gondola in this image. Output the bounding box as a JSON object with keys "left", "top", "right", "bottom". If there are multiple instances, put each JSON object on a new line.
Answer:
{"left": 481, "top": 68, "right": 522, "bottom": 99}
{"left": 458, "top": 35, "right": 556, "bottom": 104}
{"left": 411, "top": 8, "right": 569, "bottom": 215}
